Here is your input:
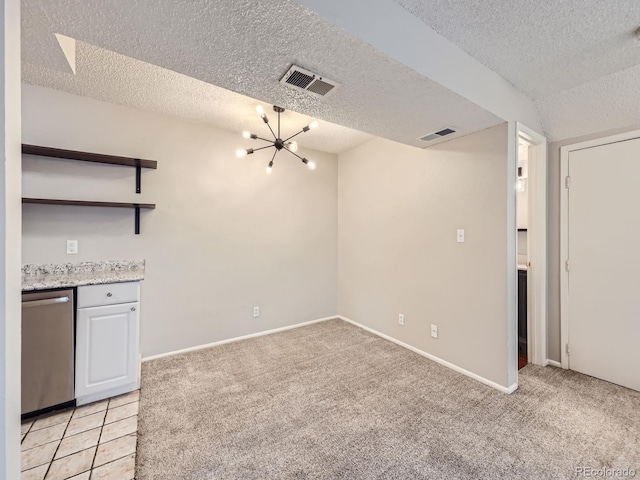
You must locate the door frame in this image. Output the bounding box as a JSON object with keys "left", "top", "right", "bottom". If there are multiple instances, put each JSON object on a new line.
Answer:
{"left": 560, "top": 129, "right": 640, "bottom": 369}
{"left": 508, "top": 122, "right": 547, "bottom": 388}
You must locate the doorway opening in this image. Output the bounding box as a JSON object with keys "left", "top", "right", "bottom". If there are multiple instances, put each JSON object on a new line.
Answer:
{"left": 517, "top": 138, "right": 530, "bottom": 370}
{"left": 510, "top": 122, "right": 547, "bottom": 388}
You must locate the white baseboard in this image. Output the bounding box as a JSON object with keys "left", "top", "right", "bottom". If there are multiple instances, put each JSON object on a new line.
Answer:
{"left": 338, "top": 315, "right": 517, "bottom": 394}
{"left": 545, "top": 359, "right": 562, "bottom": 368}
{"left": 142, "top": 316, "right": 337, "bottom": 362}
{"left": 142, "top": 314, "right": 518, "bottom": 394}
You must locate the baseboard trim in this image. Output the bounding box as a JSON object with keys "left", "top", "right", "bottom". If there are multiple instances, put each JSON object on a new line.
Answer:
{"left": 545, "top": 359, "right": 562, "bottom": 368}
{"left": 338, "top": 315, "right": 517, "bottom": 394}
{"left": 505, "top": 382, "right": 519, "bottom": 394}
{"left": 142, "top": 316, "right": 337, "bottom": 362}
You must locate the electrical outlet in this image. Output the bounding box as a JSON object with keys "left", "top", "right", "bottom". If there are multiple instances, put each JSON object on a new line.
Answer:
{"left": 431, "top": 324, "right": 438, "bottom": 339}
{"left": 398, "top": 313, "right": 405, "bottom": 326}
{"left": 253, "top": 306, "right": 260, "bottom": 318}
{"left": 66, "top": 240, "right": 78, "bottom": 254}
{"left": 457, "top": 229, "right": 465, "bottom": 243}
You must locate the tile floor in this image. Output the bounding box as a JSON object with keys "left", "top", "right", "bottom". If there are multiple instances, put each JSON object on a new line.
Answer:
{"left": 20, "top": 390, "right": 139, "bottom": 480}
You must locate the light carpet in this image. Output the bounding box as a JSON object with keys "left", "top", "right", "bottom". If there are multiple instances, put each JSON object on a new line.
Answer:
{"left": 137, "top": 319, "right": 640, "bottom": 479}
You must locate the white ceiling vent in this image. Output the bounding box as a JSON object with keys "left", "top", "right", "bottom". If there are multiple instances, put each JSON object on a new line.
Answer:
{"left": 280, "top": 65, "right": 340, "bottom": 98}
{"left": 419, "top": 127, "right": 456, "bottom": 142}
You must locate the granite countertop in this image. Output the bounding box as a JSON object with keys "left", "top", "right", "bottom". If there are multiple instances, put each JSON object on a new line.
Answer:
{"left": 22, "top": 260, "right": 145, "bottom": 291}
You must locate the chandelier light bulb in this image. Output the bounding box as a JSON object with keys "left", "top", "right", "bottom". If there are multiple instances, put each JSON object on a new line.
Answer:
{"left": 256, "top": 105, "right": 268, "bottom": 122}
{"left": 307, "top": 161, "right": 316, "bottom": 170}
{"left": 236, "top": 149, "right": 247, "bottom": 158}
{"left": 266, "top": 160, "right": 274, "bottom": 174}
{"left": 309, "top": 120, "right": 319, "bottom": 130}
{"left": 287, "top": 141, "right": 298, "bottom": 153}
{"left": 242, "top": 131, "right": 251, "bottom": 139}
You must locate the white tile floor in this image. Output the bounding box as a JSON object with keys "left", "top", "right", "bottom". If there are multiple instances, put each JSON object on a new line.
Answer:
{"left": 21, "top": 390, "right": 139, "bottom": 480}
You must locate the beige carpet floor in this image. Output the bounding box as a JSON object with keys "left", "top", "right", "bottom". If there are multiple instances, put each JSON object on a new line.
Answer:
{"left": 137, "top": 319, "right": 640, "bottom": 479}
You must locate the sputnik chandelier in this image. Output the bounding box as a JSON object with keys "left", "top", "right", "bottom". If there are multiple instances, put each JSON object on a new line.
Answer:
{"left": 236, "top": 105, "right": 319, "bottom": 174}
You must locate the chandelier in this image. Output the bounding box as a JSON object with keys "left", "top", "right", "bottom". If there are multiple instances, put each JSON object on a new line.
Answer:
{"left": 236, "top": 105, "right": 319, "bottom": 174}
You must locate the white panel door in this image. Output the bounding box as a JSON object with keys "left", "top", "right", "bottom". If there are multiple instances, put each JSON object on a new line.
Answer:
{"left": 568, "top": 137, "right": 640, "bottom": 391}
{"left": 76, "top": 302, "right": 140, "bottom": 397}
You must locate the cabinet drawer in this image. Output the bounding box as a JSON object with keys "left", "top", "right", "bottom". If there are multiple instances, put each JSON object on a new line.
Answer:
{"left": 77, "top": 282, "right": 140, "bottom": 308}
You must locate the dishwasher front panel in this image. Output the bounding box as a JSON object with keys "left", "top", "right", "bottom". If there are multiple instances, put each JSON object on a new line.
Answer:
{"left": 22, "top": 289, "right": 75, "bottom": 415}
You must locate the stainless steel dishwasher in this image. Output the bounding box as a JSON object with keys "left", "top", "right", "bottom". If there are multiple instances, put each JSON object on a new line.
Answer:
{"left": 22, "top": 289, "right": 75, "bottom": 415}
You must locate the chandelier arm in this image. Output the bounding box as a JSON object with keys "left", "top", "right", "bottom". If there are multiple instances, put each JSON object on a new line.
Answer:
{"left": 282, "top": 129, "right": 305, "bottom": 143}
{"left": 270, "top": 149, "right": 278, "bottom": 164}
{"left": 265, "top": 121, "right": 277, "bottom": 140}
{"left": 252, "top": 145, "right": 276, "bottom": 153}
{"left": 283, "top": 146, "right": 308, "bottom": 162}
{"left": 253, "top": 135, "right": 274, "bottom": 143}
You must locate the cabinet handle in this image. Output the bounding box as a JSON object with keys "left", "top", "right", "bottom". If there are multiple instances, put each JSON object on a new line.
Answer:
{"left": 131, "top": 307, "right": 136, "bottom": 311}
{"left": 106, "top": 293, "right": 113, "bottom": 297}
{"left": 23, "top": 296, "right": 70, "bottom": 308}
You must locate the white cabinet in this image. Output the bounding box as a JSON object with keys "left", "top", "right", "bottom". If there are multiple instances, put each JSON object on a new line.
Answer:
{"left": 76, "top": 282, "right": 140, "bottom": 405}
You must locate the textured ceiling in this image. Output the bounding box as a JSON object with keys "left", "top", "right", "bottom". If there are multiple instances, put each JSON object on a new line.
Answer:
{"left": 536, "top": 62, "right": 640, "bottom": 142}
{"left": 22, "top": 4, "right": 73, "bottom": 75}
{"left": 393, "top": 0, "right": 640, "bottom": 100}
{"left": 22, "top": 41, "right": 372, "bottom": 154}
{"left": 21, "top": 0, "right": 503, "bottom": 151}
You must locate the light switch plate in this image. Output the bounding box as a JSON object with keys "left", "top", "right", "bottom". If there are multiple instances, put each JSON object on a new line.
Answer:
{"left": 457, "top": 229, "right": 465, "bottom": 243}
{"left": 431, "top": 324, "right": 438, "bottom": 339}
{"left": 66, "top": 240, "right": 78, "bottom": 254}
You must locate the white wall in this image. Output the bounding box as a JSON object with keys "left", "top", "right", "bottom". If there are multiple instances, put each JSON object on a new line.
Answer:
{"left": 21, "top": 85, "right": 338, "bottom": 357}
{"left": 516, "top": 143, "right": 528, "bottom": 231}
{"left": 0, "top": 0, "right": 22, "bottom": 478}
{"left": 546, "top": 123, "right": 640, "bottom": 362}
{"left": 338, "top": 124, "right": 511, "bottom": 388}
{"left": 516, "top": 189, "right": 528, "bottom": 231}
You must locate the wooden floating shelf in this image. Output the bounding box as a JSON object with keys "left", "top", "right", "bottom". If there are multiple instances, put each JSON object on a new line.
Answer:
{"left": 22, "top": 198, "right": 156, "bottom": 209}
{"left": 22, "top": 145, "right": 158, "bottom": 234}
{"left": 22, "top": 144, "right": 157, "bottom": 194}
{"left": 22, "top": 198, "right": 156, "bottom": 234}
{"left": 22, "top": 144, "right": 158, "bottom": 169}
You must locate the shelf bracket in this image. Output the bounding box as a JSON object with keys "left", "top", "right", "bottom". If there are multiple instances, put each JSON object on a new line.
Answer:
{"left": 135, "top": 159, "right": 141, "bottom": 194}
{"left": 134, "top": 205, "right": 140, "bottom": 234}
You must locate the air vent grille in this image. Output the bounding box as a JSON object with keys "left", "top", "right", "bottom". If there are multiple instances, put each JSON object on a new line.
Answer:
{"left": 306, "top": 79, "right": 336, "bottom": 96}
{"left": 285, "top": 70, "right": 314, "bottom": 89}
{"left": 419, "top": 127, "right": 456, "bottom": 142}
{"left": 280, "top": 65, "right": 340, "bottom": 98}
{"left": 420, "top": 133, "right": 440, "bottom": 142}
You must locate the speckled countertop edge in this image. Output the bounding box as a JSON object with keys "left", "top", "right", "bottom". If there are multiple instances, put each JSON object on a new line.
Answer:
{"left": 22, "top": 260, "right": 145, "bottom": 291}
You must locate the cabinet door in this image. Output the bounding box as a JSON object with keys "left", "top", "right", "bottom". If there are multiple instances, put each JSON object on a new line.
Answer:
{"left": 76, "top": 302, "right": 139, "bottom": 398}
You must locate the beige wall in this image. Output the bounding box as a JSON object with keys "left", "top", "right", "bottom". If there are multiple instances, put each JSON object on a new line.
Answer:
{"left": 547, "top": 123, "right": 640, "bottom": 362}
{"left": 21, "top": 85, "right": 339, "bottom": 357}
{"left": 338, "top": 124, "right": 510, "bottom": 387}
